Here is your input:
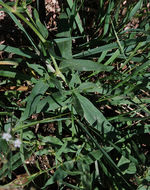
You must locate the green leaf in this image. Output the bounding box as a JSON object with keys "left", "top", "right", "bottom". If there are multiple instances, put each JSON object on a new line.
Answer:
{"left": 66, "top": 0, "right": 84, "bottom": 34}
{"left": 21, "top": 79, "right": 49, "bottom": 121}
{"left": 0, "top": 69, "right": 30, "bottom": 80}
{"left": 77, "top": 82, "right": 100, "bottom": 93}
{"left": 27, "top": 63, "right": 46, "bottom": 76}
{"left": 117, "top": 156, "right": 130, "bottom": 167}
{"left": 22, "top": 131, "right": 35, "bottom": 140}
{"left": 137, "top": 185, "right": 150, "bottom": 190}
{"left": 35, "top": 149, "right": 50, "bottom": 156}
{"left": 104, "top": 49, "right": 120, "bottom": 65}
{"left": 82, "top": 150, "right": 103, "bottom": 164}
{"left": 33, "top": 9, "right": 48, "bottom": 39}
{"left": 56, "top": 38, "right": 72, "bottom": 59}
{"left": 13, "top": 117, "right": 68, "bottom": 132}
{"left": 42, "top": 136, "right": 63, "bottom": 146}
{"left": 73, "top": 36, "right": 150, "bottom": 58}
{"left": 0, "top": 70, "right": 16, "bottom": 78}
{"left": 125, "top": 163, "right": 136, "bottom": 174}
{"left": 129, "top": 0, "right": 143, "bottom": 19}
{"left": 36, "top": 92, "right": 68, "bottom": 113}
{"left": 56, "top": 13, "right": 72, "bottom": 59}
{"left": 0, "top": 139, "right": 9, "bottom": 154}
{"left": 42, "top": 166, "right": 67, "bottom": 188}
{"left": 0, "top": 45, "right": 37, "bottom": 58}
{"left": 133, "top": 59, "right": 150, "bottom": 75}
{"left": 103, "top": 1, "right": 114, "bottom": 36}
{"left": 62, "top": 160, "right": 74, "bottom": 171}
{"left": 69, "top": 72, "right": 81, "bottom": 89}
{"left": 73, "top": 93, "right": 114, "bottom": 133}
{"left": 60, "top": 59, "right": 113, "bottom": 72}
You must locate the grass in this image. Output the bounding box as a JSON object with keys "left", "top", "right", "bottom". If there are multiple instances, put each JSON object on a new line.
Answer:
{"left": 0, "top": 0, "right": 150, "bottom": 189}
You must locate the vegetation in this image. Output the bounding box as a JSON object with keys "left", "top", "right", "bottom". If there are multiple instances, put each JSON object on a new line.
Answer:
{"left": 0, "top": 0, "right": 150, "bottom": 189}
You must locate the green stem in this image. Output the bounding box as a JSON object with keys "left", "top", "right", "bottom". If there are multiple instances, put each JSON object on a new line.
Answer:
{"left": 111, "top": 19, "right": 126, "bottom": 59}
{"left": 50, "top": 54, "right": 67, "bottom": 84}
{"left": 13, "top": 113, "right": 69, "bottom": 132}
{"left": 71, "top": 105, "right": 75, "bottom": 136}
{"left": 25, "top": 8, "right": 36, "bottom": 27}
{"left": 0, "top": 1, "right": 12, "bottom": 12}
{"left": 14, "top": 0, "right": 19, "bottom": 9}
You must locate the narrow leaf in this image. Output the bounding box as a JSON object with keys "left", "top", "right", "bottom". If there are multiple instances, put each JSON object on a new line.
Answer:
{"left": 60, "top": 59, "right": 113, "bottom": 72}
{"left": 73, "top": 93, "right": 114, "bottom": 133}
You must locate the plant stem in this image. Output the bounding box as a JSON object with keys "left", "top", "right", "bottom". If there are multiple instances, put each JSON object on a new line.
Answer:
{"left": 50, "top": 54, "right": 67, "bottom": 84}
{"left": 14, "top": 0, "right": 19, "bottom": 9}
{"left": 0, "top": 1, "right": 12, "bottom": 12}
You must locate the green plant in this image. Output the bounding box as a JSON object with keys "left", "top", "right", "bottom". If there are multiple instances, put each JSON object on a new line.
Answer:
{"left": 0, "top": 0, "right": 150, "bottom": 189}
